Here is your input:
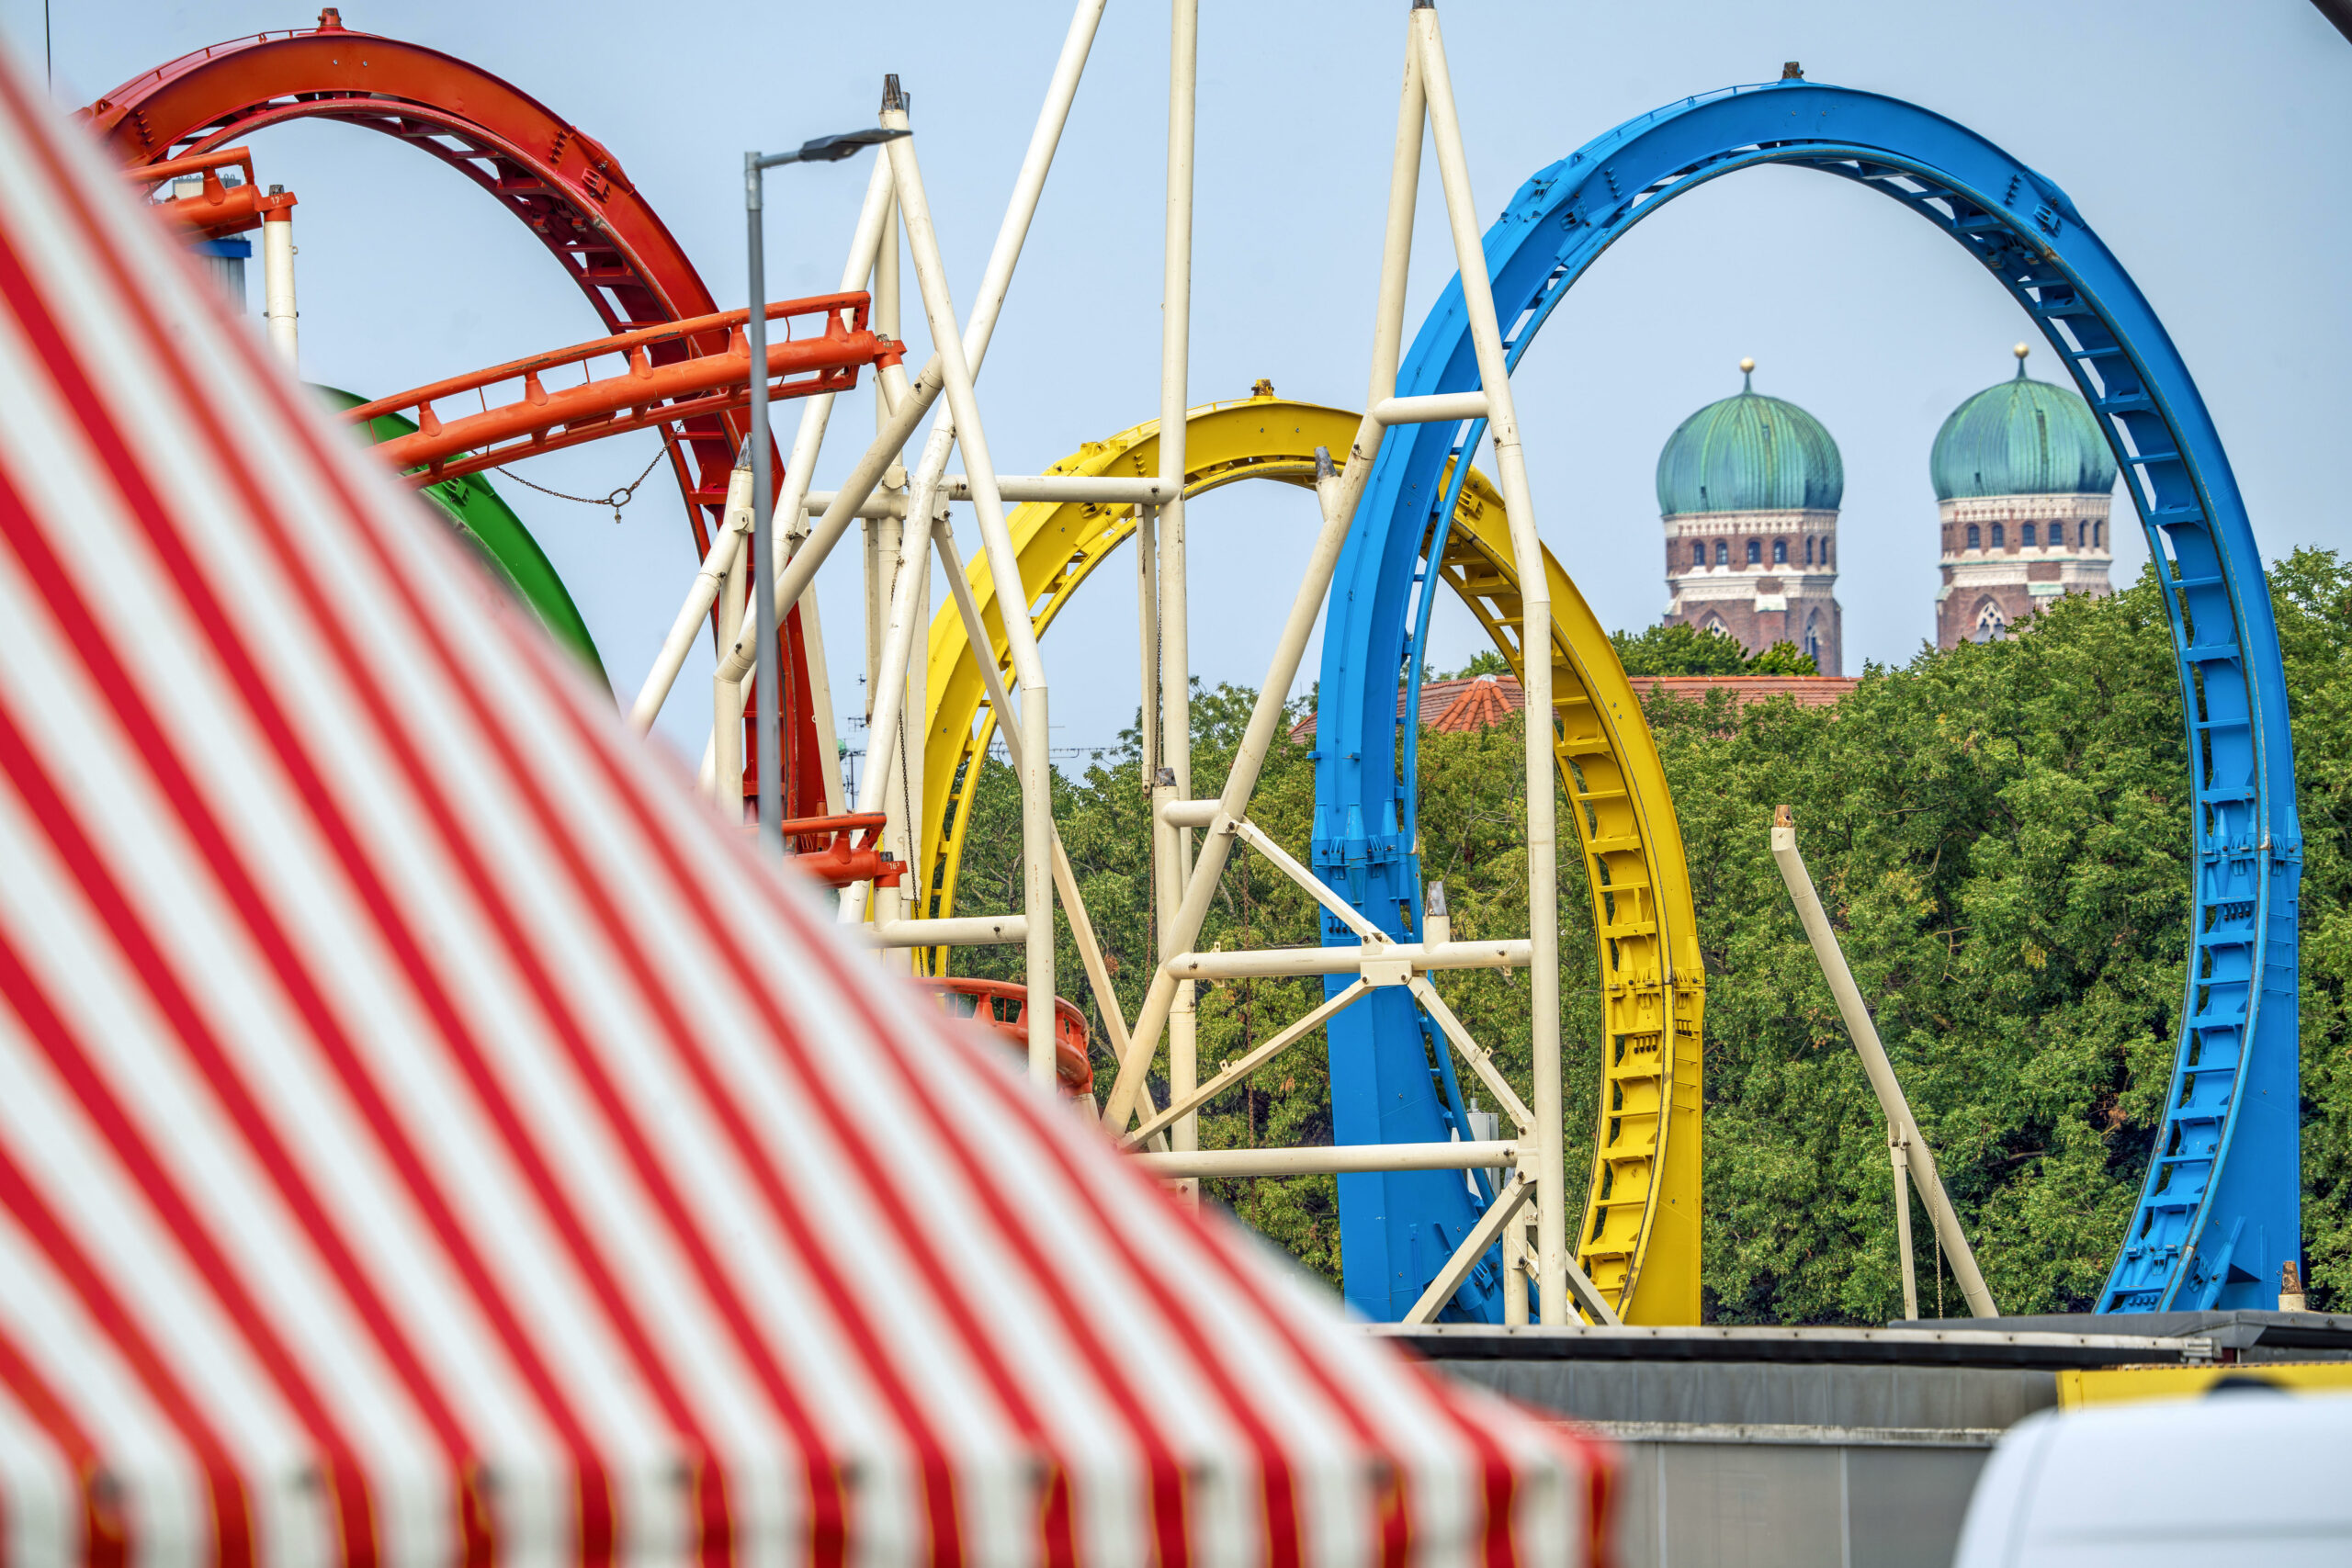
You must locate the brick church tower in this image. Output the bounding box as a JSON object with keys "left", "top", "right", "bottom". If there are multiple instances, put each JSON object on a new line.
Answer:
{"left": 1931, "top": 344, "right": 2118, "bottom": 647}
{"left": 1657, "top": 359, "right": 1844, "bottom": 674}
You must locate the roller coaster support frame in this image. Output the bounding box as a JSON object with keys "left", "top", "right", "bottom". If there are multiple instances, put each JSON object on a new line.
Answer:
{"left": 1772, "top": 807, "right": 1997, "bottom": 1318}
{"left": 884, "top": 125, "right": 1057, "bottom": 1085}
{"left": 930, "top": 519, "right": 1144, "bottom": 1095}
{"left": 1097, "top": 3, "right": 1438, "bottom": 1141}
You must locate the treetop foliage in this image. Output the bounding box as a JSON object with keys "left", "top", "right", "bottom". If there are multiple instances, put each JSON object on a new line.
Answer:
{"left": 1611, "top": 622, "right": 1821, "bottom": 677}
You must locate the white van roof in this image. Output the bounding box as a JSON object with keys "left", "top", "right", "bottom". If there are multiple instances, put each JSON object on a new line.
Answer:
{"left": 1953, "top": 1389, "right": 2352, "bottom": 1565}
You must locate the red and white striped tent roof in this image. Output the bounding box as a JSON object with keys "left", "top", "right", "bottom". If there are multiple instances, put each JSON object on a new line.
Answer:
{"left": 0, "top": 47, "right": 1608, "bottom": 1568}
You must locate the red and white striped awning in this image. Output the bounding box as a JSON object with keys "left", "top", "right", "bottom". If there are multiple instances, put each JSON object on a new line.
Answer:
{"left": 0, "top": 47, "right": 1609, "bottom": 1568}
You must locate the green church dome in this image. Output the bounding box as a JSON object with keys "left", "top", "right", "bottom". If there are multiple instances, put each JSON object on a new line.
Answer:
{"left": 1930, "top": 346, "right": 2117, "bottom": 501}
{"left": 1656, "top": 362, "right": 1844, "bottom": 516}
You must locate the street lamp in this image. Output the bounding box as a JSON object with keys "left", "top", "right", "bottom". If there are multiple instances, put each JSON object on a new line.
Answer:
{"left": 744, "top": 124, "right": 910, "bottom": 858}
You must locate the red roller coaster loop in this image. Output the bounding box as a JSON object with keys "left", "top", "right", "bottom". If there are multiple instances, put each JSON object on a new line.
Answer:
{"left": 83, "top": 9, "right": 842, "bottom": 818}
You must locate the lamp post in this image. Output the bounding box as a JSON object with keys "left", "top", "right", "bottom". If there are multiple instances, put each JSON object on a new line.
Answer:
{"left": 744, "top": 127, "right": 910, "bottom": 856}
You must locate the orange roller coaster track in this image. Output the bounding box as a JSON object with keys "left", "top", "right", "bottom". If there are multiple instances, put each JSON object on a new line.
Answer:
{"left": 346, "top": 295, "right": 900, "bottom": 485}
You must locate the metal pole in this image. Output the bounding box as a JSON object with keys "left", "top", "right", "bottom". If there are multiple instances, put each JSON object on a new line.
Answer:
{"left": 260, "top": 203, "right": 297, "bottom": 370}
{"left": 1159, "top": 0, "right": 1202, "bottom": 1199}
{"left": 1891, "top": 1122, "right": 1920, "bottom": 1320}
{"left": 1770, "top": 805, "right": 1999, "bottom": 1317}
{"left": 744, "top": 153, "right": 782, "bottom": 858}
{"left": 711, "top": 454, "right": 753, "bottom": 814}
{"left": 1414, "top": 3, "right": 1566, "bottom": 1322}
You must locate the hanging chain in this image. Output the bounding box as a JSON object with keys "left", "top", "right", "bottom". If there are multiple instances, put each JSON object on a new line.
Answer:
{"left": 493, "top": 445, "right": 667, "bottom": 525}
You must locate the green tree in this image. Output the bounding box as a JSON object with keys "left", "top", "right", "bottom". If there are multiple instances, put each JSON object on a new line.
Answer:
{"left": 1744, "top": 639, "right": 1821, "bottom": 675}
{"left": 1611, "top": 622, "right": 1751, "bottom": 675}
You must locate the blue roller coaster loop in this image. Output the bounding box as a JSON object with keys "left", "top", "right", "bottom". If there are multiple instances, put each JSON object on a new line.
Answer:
{"left": 1312, "top": 78, "right": 2301, "bottom": 1320}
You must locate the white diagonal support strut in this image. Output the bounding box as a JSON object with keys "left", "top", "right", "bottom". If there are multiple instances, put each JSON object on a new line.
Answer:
{"left": 1412, "top": 1, "right": 1569, "bottom": 1325}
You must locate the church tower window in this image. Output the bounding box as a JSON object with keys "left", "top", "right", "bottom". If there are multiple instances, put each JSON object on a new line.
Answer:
{"left": 1966, "top": 524, "right": 1981, "bottom": 550}
{"left": 1714, "top": 539, "right": 1728, "bottom": 566}
{"left": 1804, "top": 536, "right": 1815, "bottom": 565}
{"left": 1991, "top": 523, "right": 2006, "bottom": 547}
{"left": 2022, "top": 523, "right": 2037, "bottom": 547}
{"left": 1772, "top": 537, "right": 1788, "bottom": 565}
{"left": 1746, "top": 538, "right": 1761, "bottom": 565}
{"left": 1691, "top": 541, "right": 1704, "bottom": 567}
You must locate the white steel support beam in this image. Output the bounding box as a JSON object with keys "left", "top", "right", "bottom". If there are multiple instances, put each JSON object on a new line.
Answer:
{"left": 1136, "top": 1142, "right": 1518, "bottom": 1179}
{"left": 1123, "top": 981, "right": 1370, "bottom": 1148}
{"left": 1231, "top": 818, "right": 1392, "bottom": 948}
{"left": 1414, "top": 2, "right": 1569, "bottom": 1325}
{"left": 1407, "top": 975, "right": 1535, "bottom": 1137}
{"left": 260, "top": 206, "right": 297, "bottom": 369}
{"left": 1370, "top": 390, "right": 1487, "bottom": 426}
{"left": 1159, "top": 0, "right": 1204, "bottom": 1195}
{"left": 885, "top": 130, "right": 1056, "bottom": 1086}
{"left": 865, "top": 915, "right": 1026, "bottom": 949}
{"left": 1771, "top": 806, "right": 1998, "bottom": 1316}
{"left": 1166, "top": 939, "right": 1530, "bottom": 980}
{"left": 1405, "top": 1179, "right": 1532, "bottom": 1325}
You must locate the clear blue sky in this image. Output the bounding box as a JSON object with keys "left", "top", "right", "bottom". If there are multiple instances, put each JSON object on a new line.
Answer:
{"left": 28, "top": 2, "right": 2352, "bottom": 761}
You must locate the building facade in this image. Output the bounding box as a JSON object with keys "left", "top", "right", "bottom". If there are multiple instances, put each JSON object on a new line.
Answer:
{"left": 1657, "top": 360, "right": 1844, "bottom": 675}
{"left": 1932, "top": 345, "right": 2118, "bottom": 648}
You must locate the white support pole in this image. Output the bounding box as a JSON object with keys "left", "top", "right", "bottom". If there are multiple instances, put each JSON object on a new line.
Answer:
{"left": 1770, "top": 805, "right": 1999, "bottom": 1317}
{"left": 1415, "top": 3, "right": 1568, "bottom": 1325}
{"left": 259, "top": 205, "right": 297, "bottom": 370}
{"left": 1501, "top": 1213, "right": 1531, "bottom": 1326}
{"left": 836, "top": 431, "right": 932, "bottom": 926}
{"left": 1408, "top": 975, "right": 1536, "bottom": 1136}
{"left": 1166, "top": 939, "right": 1530, "bottom": 980}
{"left": 1892, "top": 1122, "right": 1920, "bottom": 1321}
{"left": 1159, "top": 0, "right": 1203, "bottom": 1201}
{"left": 866, "top": 914, "right": 1027, "bottom": 949}
{"left": 1232, "top": 818, "right": 1393, "bottom": 948}
{"left": 1135, "top": 1142, "right": 1518, "bottom": 1179}
{"left": 1405, "top": 1179, "right": 1533, "bottom": 1325}
{"left": 1135, "top": 505, "right": 1160, "bottom": 790}
{"left": 713, "top": 523, "right": 748, "bottom": 815}
{"left": 885, "top": 131, "right": 1056, "bottom": 1088}
{"left": 799, "top": 590, "right": 847, "bottom": 816}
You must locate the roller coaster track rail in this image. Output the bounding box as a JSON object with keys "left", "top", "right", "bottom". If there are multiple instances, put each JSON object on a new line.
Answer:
{"left": 1326, "top": 76, "right": 2298, "bottom": 1317}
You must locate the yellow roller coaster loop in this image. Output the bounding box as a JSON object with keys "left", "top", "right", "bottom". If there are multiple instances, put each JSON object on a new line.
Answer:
{"left": 914, "top": 392, "right": 1702, "bottom": 1321}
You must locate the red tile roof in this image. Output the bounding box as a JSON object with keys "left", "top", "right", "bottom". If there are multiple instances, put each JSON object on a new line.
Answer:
{"left": 1288, "top": 671, "right": 1857, "bottom": 740}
